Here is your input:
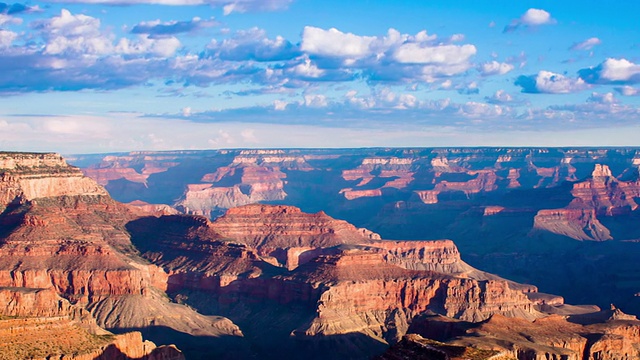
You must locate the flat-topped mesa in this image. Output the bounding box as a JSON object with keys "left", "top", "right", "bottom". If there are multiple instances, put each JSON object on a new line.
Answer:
{"left": 0, "top": 152, "right": 107, "bottom": 205}
{"left": 532, "top": 206, "right": 613, "bottom": 241}
{"left": 212, "top": 204, "right": 381, "bottom": 251}
{"left": 0, "top": 152, "right": 67, "bottom": 170}
{"left": 296, "top": 255, "right": 541, "bottom": 341}
{"left": 571, "top": 164, "right": 640, "bottom": 215}
{"left": 368, "top": 240, "right": 471, "bottom": 274}
{"left": 176, "top": 166, "right": 288, "bottom": 216}
{"left": 230, "top": 150, "right": 313, "bottom": 170}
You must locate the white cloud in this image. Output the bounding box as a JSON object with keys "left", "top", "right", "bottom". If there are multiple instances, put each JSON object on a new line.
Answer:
{"left": 587, "top": 92, "right": 616, "bottom": 104}
{"left": 0, "top": 30, "right": 17, "bottom": 49}
{"left": 486, "top": 90, "right": 514, "bottom": 103}
{"left": 570, "top": 37, "right": 601, "bottom": 51}
{"left": 597, "top": 58, "right": 640, "bottom": 82}
{"left": 535, "top": 71, "right": 587, "bottom": 93}
{"left": 240, "top": 129, "right": 257, "bottom": 143}
{"left": 290, "top": 57, "right": 324, "bottom": 78}
{"left": 36, "top": 9, "right": 113, "bottom": 55}
{"left": 300, "top": 26, "right": 476, "bottom": 81}
{"left": 301, "top": 26, "right": 375, "bottom": 59}
{"left": 117, "top": 35, "right": 181, "bottom": 57}
{"left": 0, "top": 14, "right": 23, "bottom": 26}
{"left": 504, "top": 8, "right": 555, "bottom": 32}
{"left": 393, "top": 43, "right": 476, "bottom": 64}
{"left": 516, "top": 70, "right": 589, "bottom": 94}
{"left": 521, "top": 8, "right": 553, "bottom": 25}
{"left": 273, "top": 100, "right": 288, "bottom": 110}
{"left": 206, "top": 27, "right": 299, "bottom": 62}
{"left": 615, "top": 86, "right": 640, "bottom": 96}
{"left": 479, "top": 60, "right": 514, "bottom": 76}
{"left": 303, "top": 94, "right": 328, "bottom": 107}
{"left": 579, "top": 58, "right": 640, "bottom": 85}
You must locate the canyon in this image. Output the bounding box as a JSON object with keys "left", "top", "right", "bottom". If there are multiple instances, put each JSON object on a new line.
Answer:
{"left": 72, "top": 148, "right": 640, "bottom": 315}
{"left": 1, "top": 149, "right": 640, "bottom": 359}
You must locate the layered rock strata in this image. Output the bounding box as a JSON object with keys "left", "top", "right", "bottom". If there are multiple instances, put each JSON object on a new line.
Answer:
{"left": 127, "top": 204, "right": 556, "bottom": 359}
{"left": 0, "top": 153, "right": 243, "bottom": 358}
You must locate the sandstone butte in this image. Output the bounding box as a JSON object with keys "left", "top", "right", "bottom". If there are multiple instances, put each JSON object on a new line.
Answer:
{"left": 2, "top": 151, "right": 640, "bottom": 360}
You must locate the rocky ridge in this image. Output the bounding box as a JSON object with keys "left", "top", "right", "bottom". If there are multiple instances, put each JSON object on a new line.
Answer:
{"left": 0, "top": 153, "right": 242, "bottom": 359}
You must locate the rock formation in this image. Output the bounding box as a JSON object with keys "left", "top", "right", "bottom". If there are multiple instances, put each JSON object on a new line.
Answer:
{"left": 125, "top": 204, "right": 572, "bottom": 359}
{"left": 532, "top": 206, "right": 612, "bottom": 241}
{"left": 60, "top": 148, "right": 640, "bottom": 357}
{"left": 0, "top": 153, "right": 244, "bottom": 359}
{"left": 398, "top": 309, "right": 640, "bottom": 360}
{"left": 0, "top": 286, "right": 185, "bottom": 360}
{"left": 571, "top": 164, "right": 640, "bottom": 215}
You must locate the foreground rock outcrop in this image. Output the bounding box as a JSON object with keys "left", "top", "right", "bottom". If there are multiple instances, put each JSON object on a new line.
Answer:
{"left": 396, "top": 307, "right": 640, "bottom": 360}
{"left": 0, "top": 152, "right": 243, "bottom": 359}
{"left": 0, "top": 286, "right": 184, "bottom": 360}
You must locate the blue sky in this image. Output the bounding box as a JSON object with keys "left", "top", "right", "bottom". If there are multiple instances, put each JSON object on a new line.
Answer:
{"left": 1, "top": 0, "right": 639, "bottom": 152}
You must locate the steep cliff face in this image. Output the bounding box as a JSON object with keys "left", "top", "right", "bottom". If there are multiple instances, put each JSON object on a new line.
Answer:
{"left": 405, "top": 310, "right": 640, "bottom": 360}
{"left": 532, "top": 206, "right": 612, "bottom": 241}
{"left": 210, "top": 204, "right": 380, "bottom": 259}
{"left": 0, "top": 317, "right": 185, "bottom": 360}
{"left": 293, "top": 250, "right": 539, "bottom": 344}
{"left": 377, "top": 334, "right": 506, "bottom": 360}
{"left": 174, "top": 150, "right": 316, "bottom": 215}
{"left": 340, "top": 157, "right": 415, "bottom": 199}
{"left": 531, "top": 164, "right": 640, "bottom": 241}
{"left": 0, "top": 286, "right": 185, "bottom": 360}
{"left": 0, "top": 152, "right": 107, "bottom": 206}
{"left": 571, "top": 164, "right": 640, "bottom": 215}
{"left": 126, "top": 204, "right": 553, "bottom": 359}
{"left": 0, "top": 153, "right": 243, "bottom": 359}
{"left": 176, "top": 166, "right": 287, "bottom": 216}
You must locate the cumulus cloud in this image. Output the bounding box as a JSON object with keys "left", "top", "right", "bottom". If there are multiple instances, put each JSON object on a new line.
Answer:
{"left": 456, "top": 81, "right": 479, "bottom": 95}
{"left": 614, "top": 85, "right": 640, "bottom": 96}
{"left": 486, "top": 90, "right": 514, "bottom": 104}
{"left": 504, "top": 8, "right": 555, "bottom": 33}
{"left": 478, "top": 60, "right": 514, "bottom": 76}
{"left": 301, "top": 26, "right": 376, "bottom": 59}
{"left": 131, "top": 17, "right": 217, "bottom": 37}
{"left": 579, "top": 58, "right": 640, "bottom": 84}
{"left": 206, "top": 27, "right": 300, "bottom": 61}
{"left": 570, "top": 37, "right": 601, "bottom": 51}
{"left": 300, "top": 26, "right": 477, "bottom": 83}
{"left": 393, "top": 42, "right": 476, "bottom": 65}
{"left": 515, "top": 71, "right": 589, "bottom": 94}
{"left": 117, "top": 35, "right": 181, "bottom": 57}
{"left": 30, "top": 9, "right": 109, "bottom": 56}
{"left": 521, "top": 9, "right": 553, "bottom": 25}
{"left": 0, "top": 13, "right": 22, "bottom": 26}
{"left": 587, "top": 92, "right": 616, "bottom": 104}
{"left": 0, "top": 29, "right": 16, "bottom": 48}
{"left": 0, "top": 9, "right": 191, "bottom": 92}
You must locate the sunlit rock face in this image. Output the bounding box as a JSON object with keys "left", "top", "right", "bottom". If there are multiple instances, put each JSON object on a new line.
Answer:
{"left": 0, "top": 152, "right": 244, "bottom": 359}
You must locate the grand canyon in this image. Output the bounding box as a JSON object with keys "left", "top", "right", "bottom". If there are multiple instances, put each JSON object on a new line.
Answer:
{"left": 1, "top": 148, "right": 639, "bottom": 359}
